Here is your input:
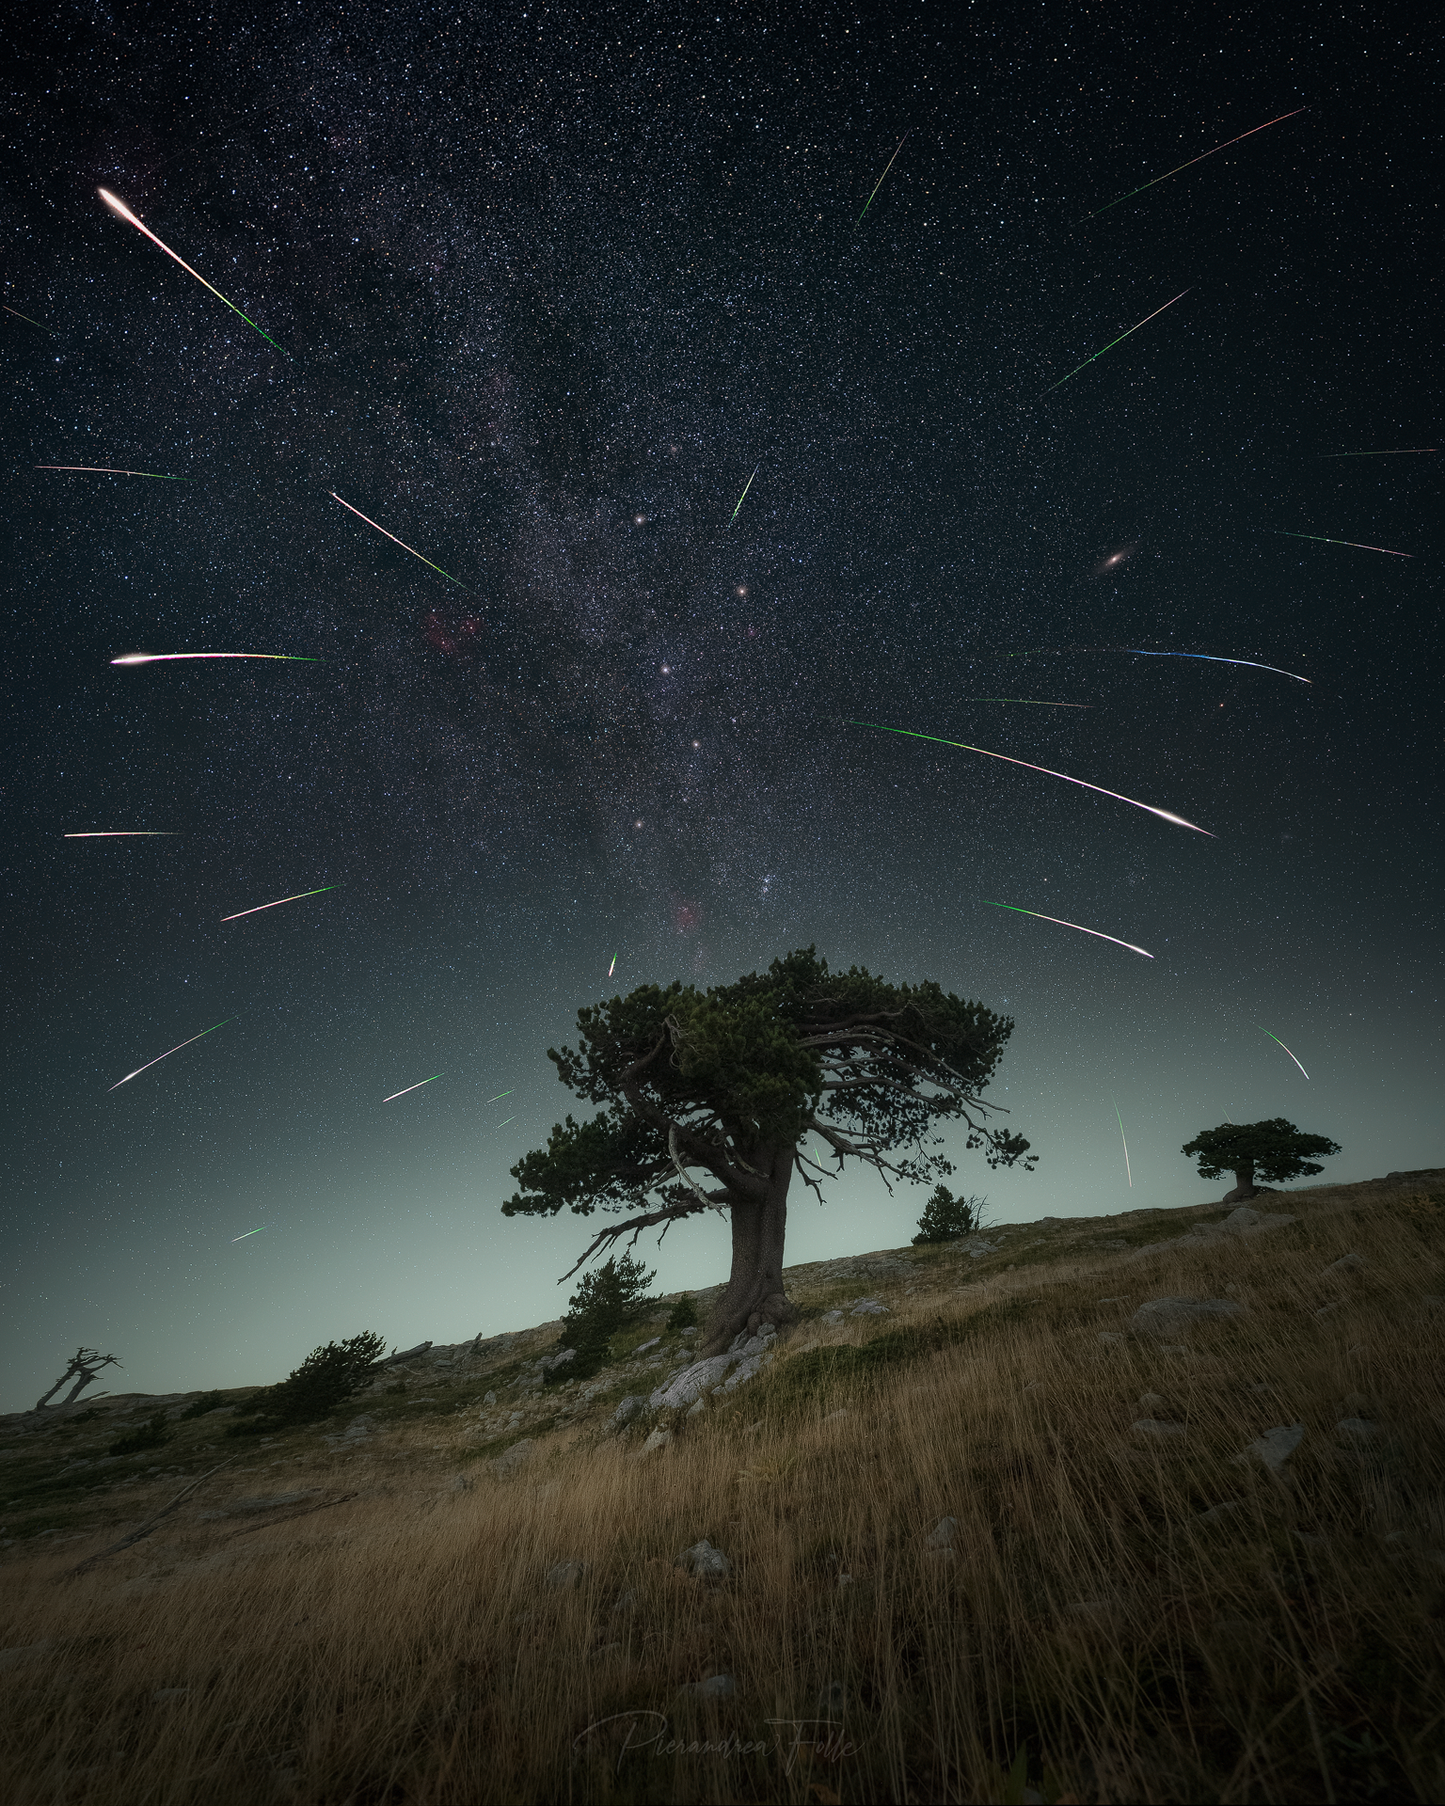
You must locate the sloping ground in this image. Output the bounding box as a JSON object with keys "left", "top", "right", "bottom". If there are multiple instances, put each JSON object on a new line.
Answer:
{"left": 1, "top": 1167, "right": 1442, "bottom": 1804}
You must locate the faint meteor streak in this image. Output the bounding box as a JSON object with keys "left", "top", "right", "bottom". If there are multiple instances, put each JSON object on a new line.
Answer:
{"left": 1319, "top": 448, "right": 1436, "bottom": 458}
{"left": 231, "top": 1228, "right": 265, "bottom": 1242}
{"left": 969, "top": 697, "right": 1092, "bottom": 707}
{"left": 1276, "top": 530, "right": 1411, "bottom": 558}
{"left": 1043, "top": 290, "right": 1191, "bottom": 395}
{"left": 97, "top": 188, "right": 286, "bottom": 353}
{"left": 1112, "top": 1097, "right": 1133, "bottom": 1187}
{"left": 329, "top": 492, "right": 470, "bottom": 590}
{"left": 38, "top": 465, "right": 184, "bottom": 479}
{"left": 859, "top": 130, "right": 911, "bottom": 222}
{"left": 65, "top": 831, "right": 175, "bottom": 837}
{"left": 383, "top": 1074, "right": 441, "bottom": 1103}
{"left": 850, "top": 720, "right": 1213, "bottom": 834}
{"left": 1087, "top": 108, "right": 1306, "bottom": 218}
{"left": 221, "top": 885, "right": 335, "bottom": 922}
{"left": 1260, "top": 1027, "right": 1309, "bottom": 1079}
{"left": 112, "top": 651, "right": 316, "bottom": 664}
{"left": 495, "top": 1116, "right": 516, "bottom": 1129}
{"left": 984, "top": 900, "right": 1154, "bottom": 959}
{"left": 486, "top": 1090, "right": 514, "bottom": 1103}
{"left": 1126, "top": 649, "right": 1311, "bottom": 684}
{"left": 729, "top": 465, "right": 758, "bottom": 525}
{"left": 5, "top": 304, "right": 52, "bottom": 330}
{"left": 109, "top": 1018, "right": 232, "bottom": 1091}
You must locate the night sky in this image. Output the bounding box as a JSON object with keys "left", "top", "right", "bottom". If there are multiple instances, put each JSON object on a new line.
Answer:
{"left": 3, "top": 4, "right": 1439, "bottom": 1413}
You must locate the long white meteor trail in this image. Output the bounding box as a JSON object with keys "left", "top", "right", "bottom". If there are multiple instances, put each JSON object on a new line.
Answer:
{"left": 112, "top": 652, "right": 316, "bottom": 665}
{"left": 1259, "top": 1027, "right": 1309, "bottom": 1079}
{"left": 383, "top": 1074, "right": 441, "bottom": 1103}
{"left": 852, "top": 721, "right": 1213, "bottom": 835}
{"left": 109, "top": 1018, "right": 232, "bottom": 1091}
{"left": 65, "top": 831, "right": 175, "bottom": 838}
{"left": 221, "top": 885, "right": 335, "bottom": 922}
{"left": 985, "top": 900, "right": 1155, "bottom": 959}
{"left": 1126, "top": 649, "right": 1311, "bottom": 685}
{"left": 97, "top": 188, "right": 286, "bottom": 353}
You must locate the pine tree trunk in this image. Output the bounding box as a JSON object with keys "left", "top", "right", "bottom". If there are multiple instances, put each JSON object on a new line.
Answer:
{"left": 700, "top": 1147, "right": 800, "bottom": 1355}
{"left": 1223, "top": 1160, "right": 1259, "bottom": 1203}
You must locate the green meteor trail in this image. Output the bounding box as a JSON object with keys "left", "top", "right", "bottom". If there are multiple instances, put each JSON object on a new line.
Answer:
{"left": 729, "top": 465, "right": 758, "bottom": 524}
{"left": 1042, "top": 290, "right": 1191, "bottom": 396}
{"left": 1276, "top": 531, "right": 1412, "bottom": 558}
{"left": 487, "top": 1090, "right": 514, "bottom": 1103}
{"left": 1259, "top": 1027, "right": 1309, "bottom": 1079}
{"left": 858, "top": 130, "right": 911, "bottom": 223}
{"left": 98, "top": 188, "right": 287, "bottom": 354}
{"left": 231, "top": 1228, "right": 265, "bottom": 1242}
{"left": 5, "top": 304, "right": 52, "bottom": 331}
{"left": 221, "top": 885, "right": 336, "bottom": 922}
{"left": 1086, "top": 108, "right": 1306, "bottom": 219}
{"left": 330, "top": 492, "right": 472, "bottom": 590}
{"left": 852, "top": 720, "right": 1212, "bottom": 834}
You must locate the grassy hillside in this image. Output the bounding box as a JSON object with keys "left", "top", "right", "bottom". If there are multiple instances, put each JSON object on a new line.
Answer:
{"left": 2, "top": 1169, "right": 1443, "bottom": 1804}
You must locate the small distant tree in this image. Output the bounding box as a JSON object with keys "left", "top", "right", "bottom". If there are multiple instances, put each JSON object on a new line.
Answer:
{"left": 555, "top": 1252, "right": 656, "bottom": 1379}
{"left": 1182, "top": 1119, "right": 1341, "bottom": 1202}
{"left": 912, "top": 1185, "right": 986, "bottom": 1245}
{"left": 227, "top": 1331, "right": 386, "bottom": 1435}
{"left": 665, "top": 1293, "right": 700, "bottom": 1332}
{"left": 179, "top": 1391, "right": 227, "bottom": 1420}
{"left": 34, "top": 1348, "right": 122, "bottom": 1412}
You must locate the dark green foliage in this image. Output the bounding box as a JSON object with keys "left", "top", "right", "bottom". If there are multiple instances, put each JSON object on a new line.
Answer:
{"left": 554, "top": 1253, "right": 656, "bottom": 1380}
{"left": 912, "top": 1185, "right": 986, "bottom": 1244}
{"left": 107, "top": 1412, "right": 171, "bottom": 1457}
{"left": 227, "top": 1331, "right": 386, "bottom": 1434}
{"left": 502, "top": 946, "right": 1031, "bottom": 1247}
{"left": 1182, "top": 1119, "right": 1341, "bottom": 1186}
{"left": 179, "top": 1391, "right": 226, "bottom": 1420}
{"left": 665, "top": 1293, "right": 699, "bottom": 1331}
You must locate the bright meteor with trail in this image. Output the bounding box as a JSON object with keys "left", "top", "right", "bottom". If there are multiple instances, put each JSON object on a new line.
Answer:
{"left": 1260, "top": 1027, "right": 1309, "bottom": 1080}
{"left": 729, "top": 465, "right": 758, "bottom": 525}
{"left": 221, "top": 885, "right": 336, "bottom": 922}
{"left": 609, "top": 954, "right": 617, "bottom": 977}
{"left": 1276, "top": 531, "right": 1412, "bottom": 558}
{"left": 97, "top": 188, "right": 286, "bottom": 353}
{"left": 382, "top": 1074, "right": 441, "bottom": 1103}
{"left": 1042, "top": 290, "right": 1191, "bottom": 396}
{"left": 231, "top": 1228, "right": 265, "bottom": 1243}
{"left": 112, "top": 652, "right": 317, "bottom": 665}
{"left": 1126, "top": 649, "right": 1311, "bottom": 684}
{"left": 108, "top": 1018, "right": 232, "bottom": 1091}
{"left": 329, "top": 493, "right": 471, "bottom": 590}
{"left": 985, "top": 901, "right": 1154, "bottom": 959}
{"left": 65, "top": 831, "right": 175, "bottom": 838}
{"left": 1086, "top": 107, "right": 1306, "bottom": 219}
{"left": 851, "top": 721, "right": 1213, "bottom": 834}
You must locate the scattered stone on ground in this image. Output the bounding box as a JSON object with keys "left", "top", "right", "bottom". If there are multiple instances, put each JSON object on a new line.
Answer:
{"left": 1129, "top": 1296, "right": 1246, "bottom": 1338}
{"left": 544, "top": 1560, "right": 585, "bottom": 1589}
{"left": 926, "top": 1517, "right": 957, "bottom": 1548}
{"left": 678, "top": 1538, "right": 731, "bottom": 1579}
{"left": 678, "top": 1673, "right": 735, "bottom": 1701}
{"left": 1239, "top": 1423, "right": 1304, "bottom": 1472}
{"left": 1322, "top": 1251, "right": 1366, "bottom": 1277}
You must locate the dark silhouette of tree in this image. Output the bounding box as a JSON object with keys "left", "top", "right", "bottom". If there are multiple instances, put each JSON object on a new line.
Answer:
{"left": 555, "top": 1251, "right": 656, "bottom": 1379}
{"left": 1182, "top": 1118, "right": 1341, "bottom": 1202}
{"left": 912, "top": 1185, "right": 987, "bottom": 1245}
{"left": 227, "top": 1331, "right": 387, "bottom": 1434}
{"left": 503, "top": 947, "right": 1033, "bottom": 1356}
{"left": 33, "top": 1348, "right": 122, "bottom": 1412}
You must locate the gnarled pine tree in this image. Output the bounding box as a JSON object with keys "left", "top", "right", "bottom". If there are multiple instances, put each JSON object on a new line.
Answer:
{"left": 503, "top": 948, "right": 1034, "bottom": 1356}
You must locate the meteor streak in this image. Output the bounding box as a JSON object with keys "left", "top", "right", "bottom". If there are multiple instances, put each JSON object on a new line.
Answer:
{"left": 851, "top": 721, "right": 1213, "bottom": 834}
{"left": 221, "top": 885, "right": 335, "bottom": 922}
{"left": 1087, "top": 108, "right": 1306, "bottom": 218}
{"left": 985, "top": 900, "right": 1154, "bottom": 959}
{"left": 109, "top": 1018, "right": 232, "bottom": 1091}
{"left": 1043, "top": 290, "right": 1191, "bottom": 395}
{"left": 969, "top": 697, "right": 1092, "bottom": 707}
{"left": 65, "top": 831, "right": 175, "bottom": 837}
{"left": 1276, "top": 530, "right": 1412, "bottom": 558}
{"left": 608, "top": 953, "right": 617, "bottom": 977}
{"left": 5, "top": 304, "right": 52, "bottom": 330}
{"left": 495, "top": 1116, "right": 516, "bottom": 1129}
{"left": 1112, "top": 1098, "right": 1133, "bottom": 1188}
{"left": 1319, "top": 448, "right": 1436, "bottom": 458}
{"left": 112, "top": 651, "right": 316, "bottom": 664}
{"left": 38, "top": 465, "right": 184, "bottom": 479}
{"left": 1260, "top": 1027, "right": 1309, "bottom": 1080}
{"left": 1126, "top": 649, "right": 1311, "bottom": 684}
{"left": 329, "top": 493, "right": 470, "bottom": 590}
{"left": 97, "top": 188, "right": 286, "bottom": 353}
{"left": 383, "top": 1074, "right": 441, "bottom": 1103}
{"left": 729, "top": 465, "right": 758, "bottom": 524}
{"left": 231, "top": 1228, "right": 265, "bottom": 1242}
{"left": 859, "top": 130, "right": 911, "bottom": 222}
{"left": 487, "top": 1090, "right": 514, "bottom": 1103}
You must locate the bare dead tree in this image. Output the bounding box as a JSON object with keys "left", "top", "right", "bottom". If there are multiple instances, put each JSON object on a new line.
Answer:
{"left": 34, "top": 1348, "right": 123, "bottom": 1412}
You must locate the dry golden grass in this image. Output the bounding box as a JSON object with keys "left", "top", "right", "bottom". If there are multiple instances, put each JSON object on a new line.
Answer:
{"left": 3, "top": 1177, "right": 1443, "bottom": 1804}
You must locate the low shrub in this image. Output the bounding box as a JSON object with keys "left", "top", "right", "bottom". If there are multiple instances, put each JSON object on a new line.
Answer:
{"left": 227, "top": 1331, "right": 386, "bottom": 1434}
{"left": 107, "top": 1412, "right": 171, "bottom": 1457}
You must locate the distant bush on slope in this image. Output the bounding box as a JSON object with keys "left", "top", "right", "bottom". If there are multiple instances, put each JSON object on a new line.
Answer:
{"left": 912, "top": 1185, "right": 987, "bottom": 1244}
{"left": 227, "top": 1332, "right": 386, "bottom": 1435}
